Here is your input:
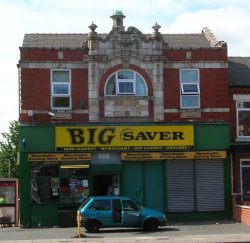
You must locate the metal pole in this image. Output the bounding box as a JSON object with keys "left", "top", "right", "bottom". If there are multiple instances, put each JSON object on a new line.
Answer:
{"left": 9, "top": 159, "right": 11, "bottom": 178}
{"left": 77, "top": 210, "right": 81, "bottom": 238}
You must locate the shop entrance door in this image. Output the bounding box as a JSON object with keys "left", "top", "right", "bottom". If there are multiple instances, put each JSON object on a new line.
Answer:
{"left": 92, "top": 174, "right": 120, "bottom": 196}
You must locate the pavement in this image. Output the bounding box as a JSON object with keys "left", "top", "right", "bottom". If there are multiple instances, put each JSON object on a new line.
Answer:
{"left": 0, "top": 220, "right": 250, "bottom": 243}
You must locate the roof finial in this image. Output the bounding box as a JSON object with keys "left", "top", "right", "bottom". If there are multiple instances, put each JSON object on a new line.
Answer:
{"left": 110, "top": 10, "right": 126, "bottom": 31}
{"left": 152, "top": 22, "right": 161, "bottom": 33}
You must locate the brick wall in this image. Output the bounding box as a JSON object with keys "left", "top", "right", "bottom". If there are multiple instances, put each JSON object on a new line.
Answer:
{"left": 232, "top": 195, "right": 250, "bottom": 227}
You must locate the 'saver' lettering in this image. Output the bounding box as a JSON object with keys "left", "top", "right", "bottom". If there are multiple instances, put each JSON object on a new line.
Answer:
{"left": 122, "top": 131, "right": 184, "bottom": 141}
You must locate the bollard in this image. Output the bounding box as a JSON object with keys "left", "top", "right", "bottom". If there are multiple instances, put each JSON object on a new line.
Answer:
{"left": 77, "top": 210, "right": 81, "bottom": 238}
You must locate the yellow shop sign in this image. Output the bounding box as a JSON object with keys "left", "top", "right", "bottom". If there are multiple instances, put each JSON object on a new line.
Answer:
{"left": 55, "top": 125, "right": 194, "bottom": 152}
{"left": 121, "top": 151, "right": 227, "bottom": 160}
{"left": 28, "top": 153, "right": 91, "bottom": 162}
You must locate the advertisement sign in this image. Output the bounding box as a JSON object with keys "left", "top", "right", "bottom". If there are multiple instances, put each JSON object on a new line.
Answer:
{"left": 0, "top": 180, "right": 17, "bottom": 225}
{"left": 55, "top": 125, "right": 194, "bottom": 152}
{"left": 28, "top": 153, "right": 91, "bottom": 162}
{"left": 121, "top": 151, "right": 227, "bottom": 160}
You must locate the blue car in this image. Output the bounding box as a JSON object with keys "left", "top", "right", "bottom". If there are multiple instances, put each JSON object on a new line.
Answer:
{"left": 78, "top": 196, "right": 167, "bottom": 233}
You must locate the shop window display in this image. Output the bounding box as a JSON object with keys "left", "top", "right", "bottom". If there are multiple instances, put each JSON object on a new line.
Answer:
{"left": 241, "top": 161, "right": 250, "bottom": 202}
{"left": 31, "top": 162, "right": 89, "bottom": 203}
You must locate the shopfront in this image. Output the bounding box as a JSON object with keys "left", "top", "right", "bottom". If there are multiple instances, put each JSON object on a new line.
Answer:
{"left": 19, "top": 123, "right": 232, "bottom": 227}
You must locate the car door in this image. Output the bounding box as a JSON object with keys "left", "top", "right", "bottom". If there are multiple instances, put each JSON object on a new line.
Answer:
{"left": 121, "top": 199, "right": 141, "bottom": 227}
{"left": 87, "top": 199, "right": 113, "bottom": 226}
{"left": 112, "top": 199, "right": 123, "bottom": 225}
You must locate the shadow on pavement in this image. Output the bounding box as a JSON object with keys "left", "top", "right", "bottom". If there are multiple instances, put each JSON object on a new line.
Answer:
{"left": 81, "top": 226, "right": 179, "bottom": 235}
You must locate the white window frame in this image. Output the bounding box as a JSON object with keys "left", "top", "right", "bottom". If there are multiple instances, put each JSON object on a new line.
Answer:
{"left": 181, "top": 83, "right": 200, "bottom": 94}
{"left": 105, "top": 70, "right": 147, "bottom": 96}
{"left": 51, "top": 69, "right": 71, "bottom": 110}
{"left": 117, "top": 79, "right": 135, "bottom": 95}
{"left": 180, "top": 69, "right": 200, "bottom": 109}
{"left": 236, "top": 100, "right": 250, "bottom": 138}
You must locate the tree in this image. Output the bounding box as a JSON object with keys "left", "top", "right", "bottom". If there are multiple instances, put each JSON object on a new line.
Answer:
{"left": 0, "top": 120, "right": 19, "bottom": 178}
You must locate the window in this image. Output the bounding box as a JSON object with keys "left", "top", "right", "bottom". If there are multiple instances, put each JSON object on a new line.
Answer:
{"left": 31, "top": 162, "right": 59, "bottom": 203}
{"left": 105, "top": 70, "right": 147, "bottom": 96}
{"left": 31, "top": 162, "right": 89, "bottom": 203}
{"left": 237, "top": 100, "right": 250, "bottom": 138}
{"left": 51, "top": 70, "right": 71, "bottom": 109}
{"left": 89, "top": 199, "right": 111, "bottom": 211}
{"left": 122, "top": 200, "right": 139, "bottom": 211}
{"left": 241, "top": 161, "right": 250, "bottom": 201}
{"left": 60, "top": 164, "right": 89, "bottom": 203}
{"left": 180, "top": 69, "right": 200, "bottom": 109}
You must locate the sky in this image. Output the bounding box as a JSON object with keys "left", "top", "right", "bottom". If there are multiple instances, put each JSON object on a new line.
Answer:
{"left": 0, "top": 0, "right": 250, "bottom": 139}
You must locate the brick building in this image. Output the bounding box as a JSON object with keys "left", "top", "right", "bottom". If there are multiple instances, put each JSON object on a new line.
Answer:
{"left": 18, "top": 10, "right": 232, "bottom": 227}
{"left": 229, "top": 57, "right": 250, "bottom": 226}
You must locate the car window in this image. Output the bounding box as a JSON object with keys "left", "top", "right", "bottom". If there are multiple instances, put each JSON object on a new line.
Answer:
{"left": 122, "top": 200, "right": 139, "bottom": 211}
{"left": 88, "top": 199, "right": 111, "bottom": 211}
{"left": 79, "top": 197, "right": 91, "bottom": 209}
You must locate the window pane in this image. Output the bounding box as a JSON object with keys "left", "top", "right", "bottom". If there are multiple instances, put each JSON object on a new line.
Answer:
{"left": 31, "top": 163, "right": 59, "bottom": 177}
{"left": 118, "top": 71, "right": 133, "bottom": 79}
{"left": 237, "top": 101, "right": 250, "bottom": 108}
{"left": 182, "top": 95, "right": 199, "bottom": 108}
{"left": 31, "top": 178, "right": 59, "bottom": 203}
{"left": 0, "top": 207, "right": 15, "bottom": 224}
{"left": 106, "top": 75, "right": 116, "bottom": 95}
{"left": 52, "top": 71, "right": 69, "bottom": 82}
{"left": 242, "top": 167, "right": 250, "bottom": 200}
{"left": 105, "top": 70, "right": 148, "bottom": 96}
{"left": 118, "top": 82, "right": 134, "bottom": 94}
{"left": 182, "top": 83, "right": 199, "bottom": 94}
{"left": 52, "top": 97, "right": 70, "bottom": 108}
{"left": 135, "top": 74, "right": 147, "bottom": 95}
{"left": 60, "top": 178, "right": 88, "bottom": 203}
{"left": 122, "top": 200, "right": 138, "bottom": 211}
{"left": 89, "top": 200, "right": 111, "bottom": 210}
{"left": 0, "top": 183, "right": 15, "bottom": 204}
{"left": 53, "top": 84, "right": 69, "bottom": 95}
{"left": 181, "top": 70, "right": 198, "bottom": 83}
{"left": 60, "top": 167, "right": 89, "bottom": 177}
{"left": 238, "top": 110, "right": 250, "bottom": 136}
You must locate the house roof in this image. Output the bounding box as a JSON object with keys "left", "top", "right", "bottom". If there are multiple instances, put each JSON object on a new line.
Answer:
{"left": 22, "top": 34, "right": 89, "bottom": 49}
{"left": 22, "top": 32, "right": 213, "bottom": 49}
{"left": 228, "top": 57, "right": 250, "bottom": 87}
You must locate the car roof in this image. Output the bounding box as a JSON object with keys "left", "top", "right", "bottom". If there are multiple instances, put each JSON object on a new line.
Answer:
{"left": 89, "top": 196, "right": 130, "bottom": 200}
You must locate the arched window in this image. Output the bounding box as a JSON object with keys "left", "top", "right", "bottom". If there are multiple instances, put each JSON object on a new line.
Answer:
{"left": 105, "top": 70, "right": 147, "bottom": 96}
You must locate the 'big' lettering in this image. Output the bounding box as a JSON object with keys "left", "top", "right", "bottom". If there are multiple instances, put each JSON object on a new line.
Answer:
{"left": 67, "top": 128, "right": 84, "bottom": 144}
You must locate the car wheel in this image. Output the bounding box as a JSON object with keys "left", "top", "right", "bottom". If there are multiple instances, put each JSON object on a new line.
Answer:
{"left": 143, "top": 218, "right": 159, "bottom": 231}
{"left": 85, "top": 220, "right": 101, "bottom": 233}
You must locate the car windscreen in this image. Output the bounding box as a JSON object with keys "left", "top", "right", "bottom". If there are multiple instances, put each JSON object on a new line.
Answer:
{"left": 79, "top": 197, "right": 91, "bottom": 209}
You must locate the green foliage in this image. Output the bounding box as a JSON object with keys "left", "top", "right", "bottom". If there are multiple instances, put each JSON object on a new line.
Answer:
{"left": 0, "top": 120, "right": 19, "bottom": 178}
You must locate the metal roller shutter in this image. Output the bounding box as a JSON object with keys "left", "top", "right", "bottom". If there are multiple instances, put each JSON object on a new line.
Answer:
{"left": 196, "top": 160, "right": 224, "bottom": 211}
{"left": 167, "top": 160, "right": 194, "bottom": 212}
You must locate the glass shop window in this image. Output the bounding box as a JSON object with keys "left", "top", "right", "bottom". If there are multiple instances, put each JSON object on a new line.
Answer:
{"left": 31, "top": 162, "right": 59, "bottom": 203}
{"left": 241, "top": 161, "right": 250, "bottom": 201}
{"left": 31, "top": 162, "right": 89, "bottom": 204}
{"left": 60, "top": 164, "right": 89, "bottom": 203}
